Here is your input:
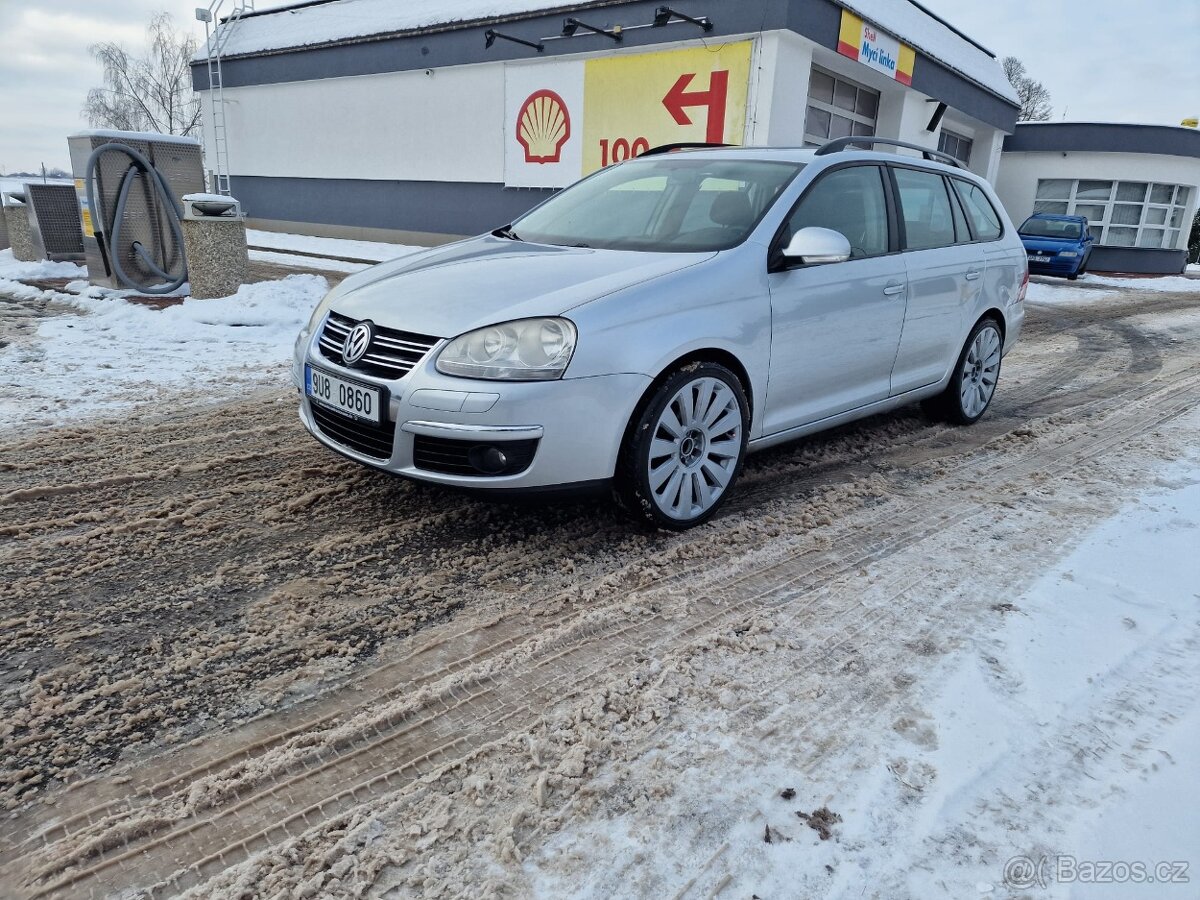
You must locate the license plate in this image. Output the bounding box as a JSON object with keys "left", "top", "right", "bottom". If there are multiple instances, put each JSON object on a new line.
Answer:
{"left": 1030, "top": 254, "right": 1051, "bottom": 263}
{"left": 305, "top": 364, "right": 383, "bottom": 424}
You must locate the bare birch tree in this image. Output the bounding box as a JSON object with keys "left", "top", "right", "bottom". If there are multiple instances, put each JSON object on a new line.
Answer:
{"left": 83, "top": 13, "right": 201, "bottom": 136}
{"left": 1002, "top": 57, "right": 1053, "bottom": 122}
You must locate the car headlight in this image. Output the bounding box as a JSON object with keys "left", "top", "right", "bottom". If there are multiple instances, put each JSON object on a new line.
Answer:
{"left": 305, "top": 294, "right": 334, "bottom": 333}
{"left": 1059, "top": 251, "right": 1078, "bottom": 257}
{"left": 436, "top": 317, "right": 577, "bottom": 381}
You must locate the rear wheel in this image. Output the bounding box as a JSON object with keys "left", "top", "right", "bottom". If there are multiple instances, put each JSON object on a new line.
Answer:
{"left": 922, "top": 318, "right": 1003, "bottom": 425}
{"left": 614, "top": 364, "right": 748, "bottom": 529}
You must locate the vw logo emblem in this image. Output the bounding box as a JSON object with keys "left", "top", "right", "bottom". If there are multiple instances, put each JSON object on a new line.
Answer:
{"left": 342, "top": 321, "right": 373, "bottom": 365}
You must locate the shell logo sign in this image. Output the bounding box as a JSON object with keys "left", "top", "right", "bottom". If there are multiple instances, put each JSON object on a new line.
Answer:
{"left": 517, "top": 89, "right": 572, "bottom": 164}
{"left": 504, "top": 42, "right": 752, "bottom": 188}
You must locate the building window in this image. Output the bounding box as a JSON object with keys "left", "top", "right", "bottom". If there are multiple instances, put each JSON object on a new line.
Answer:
{"left": 804, "top": 67, "right": 878, "bottom": 148}
{"left": 937, "top": 129, "right": 973, "bottom": 166}
{"left": 1033, "top": 179, "right": 1193, "bottom": 249}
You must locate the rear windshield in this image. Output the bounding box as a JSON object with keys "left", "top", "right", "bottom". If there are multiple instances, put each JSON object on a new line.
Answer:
{"left": 510, "top": 157, "right": 804, "bottom": 252}
{"left": 1020, "top": 218, "right": 1082, "bottom": 240}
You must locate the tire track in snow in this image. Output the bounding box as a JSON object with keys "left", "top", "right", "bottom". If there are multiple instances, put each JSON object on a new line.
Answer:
{"left": 20, "top": 359, "right": 1200, "bottom": 900}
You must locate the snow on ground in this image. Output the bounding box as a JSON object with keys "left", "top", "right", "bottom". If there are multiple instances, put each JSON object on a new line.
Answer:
{"left": 0, "top": 228, "right": 427, "bottom": 429}
{"left": 524, "top": 427, "right": 1200, "bottom": 899}
{"left": 0, "top": 249, "right": 326, "bottom": 428}
{"left": 247, "top": 249, "right": 375, "bottom": 274}
{"left": 0, "top": 254, "right": 85, "bottom": 292}
{"left": 1026, "top": 272, "right": 1199, "bottom": 305}
{"left": 1081, "top": 273, "right": 1198, "bottom": 292}
{"left": 1025, "top": 280, "right": 1117, "bottom": 305}
{"left": 246, "top": 229, "right": 424, "bottom": 264}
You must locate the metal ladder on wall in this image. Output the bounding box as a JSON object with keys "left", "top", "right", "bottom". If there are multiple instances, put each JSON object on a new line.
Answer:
{"left": 201, "top": 0, "right": 255, "bottom": 195}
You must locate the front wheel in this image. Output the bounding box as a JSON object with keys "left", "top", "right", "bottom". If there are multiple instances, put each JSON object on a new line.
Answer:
{"left": 614, "top": 363, "right": 749, "bottom": 529}
{"left": 922, "top": 318, "right": 1003, "bottom": 425}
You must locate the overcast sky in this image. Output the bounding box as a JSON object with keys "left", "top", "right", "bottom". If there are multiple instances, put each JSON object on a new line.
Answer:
{"left": 2, "top": 0, "right": 1197, "bottom": 173}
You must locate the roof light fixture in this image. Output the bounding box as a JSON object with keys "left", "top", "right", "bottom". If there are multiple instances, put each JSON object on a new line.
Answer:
{"left": 484, "top": 29, "right": 545, "bottom": 52}
{"left": 561, "top": 17, "right": 623, "bottom": 41}
{"left": 652, "top": 6, "right": 713, "bottom": 31}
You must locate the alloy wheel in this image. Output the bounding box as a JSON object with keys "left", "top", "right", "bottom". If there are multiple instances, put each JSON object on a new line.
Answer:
{"left": 959, "top": 324, "right": 1002, "bottom": 419}
{"left": 646, "top": 376, "right": 743, "bottom": 521}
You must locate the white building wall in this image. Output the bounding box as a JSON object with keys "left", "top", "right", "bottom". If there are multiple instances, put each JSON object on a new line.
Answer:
{"left": 211, "top": 62, "right": 508, "bottom": 183}
{"left": 753, "top": 31, "right": 814, "bottom": 146}
{"left": 199, "top": 27, "right": 1014, "bottom": 189}
{"left": 996, "top": 151, "right": 1200, "bottom": 251}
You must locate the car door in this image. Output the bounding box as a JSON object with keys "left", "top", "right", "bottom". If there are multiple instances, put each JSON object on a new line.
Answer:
{"left": 764, "top": 164, "right": 907, "bottom": 434}
{"left": 889, "top": 165, "right": 984, "bottom": 395}
{"left": 949, "top": 176, "right": 1022, "bottom": 316}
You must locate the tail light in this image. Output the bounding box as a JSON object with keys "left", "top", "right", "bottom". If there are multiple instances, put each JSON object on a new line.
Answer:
{"left": 1017, "top": 266, "right": 1029, "bottom": 303}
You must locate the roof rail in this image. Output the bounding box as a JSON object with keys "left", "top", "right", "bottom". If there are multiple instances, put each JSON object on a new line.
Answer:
{"left": 638, "top": 142, "right": 732, "bottom": 157}
{"left": 814, "top": 137, "right": 963, "bottom": 168}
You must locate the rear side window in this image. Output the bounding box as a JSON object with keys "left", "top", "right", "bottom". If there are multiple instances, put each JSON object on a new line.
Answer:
{"left": 894, "top": 167, "right": 956, "bottom": 251}
{"left": 951, "top": 179, "right": 1003, "bottom": 241}
{"left": 782, "top": 165, "right": 890, "bottom": 259}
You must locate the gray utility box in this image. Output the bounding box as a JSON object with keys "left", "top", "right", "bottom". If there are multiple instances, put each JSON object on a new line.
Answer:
{"left": 25, "top": 183, "right": 85, "bottom": 262}
{"left": 68, "top": 130, "right": 204, "bottom": 290}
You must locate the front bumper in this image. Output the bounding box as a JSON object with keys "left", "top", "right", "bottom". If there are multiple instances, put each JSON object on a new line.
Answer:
{"left": 1027, "top": 256, "right": 1081, "bottom": 276}
{"left": 294, "top": 330, "right": 651, "bottom": 489}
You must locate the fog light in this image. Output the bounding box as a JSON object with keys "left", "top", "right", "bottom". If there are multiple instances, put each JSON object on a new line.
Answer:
{"left": 469, "top": 445, "right": 509, "bottom": 474}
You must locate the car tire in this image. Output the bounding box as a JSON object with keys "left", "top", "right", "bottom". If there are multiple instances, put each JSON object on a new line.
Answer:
{"left": 614, "top": 363, "right": 749, "bottom": 530}
{"left": 921, "top": 317, "right": 1003, "bottom": 426}
{"left": 1067, "top": 272, "right": 1079, "bottom": 281}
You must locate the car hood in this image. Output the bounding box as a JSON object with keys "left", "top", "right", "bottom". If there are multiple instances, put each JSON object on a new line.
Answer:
{"left": 326, "top": 235, "right": 715, "bottom": 337}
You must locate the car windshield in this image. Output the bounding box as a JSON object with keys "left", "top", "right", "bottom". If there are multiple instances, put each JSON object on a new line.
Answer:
{"left": 508, "top": 157, "right": 804, "bottom": 252}
{"left": 1020, "top": 217, "right": 1082, "bottom": 240}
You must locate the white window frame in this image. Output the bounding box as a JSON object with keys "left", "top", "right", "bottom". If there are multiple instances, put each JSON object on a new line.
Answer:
{"left": 937, "top": 128, "right": 973, "bottom": 167}
{"left": 803, "top": 66, "right": 879, "bottom": 148}
{"left": 1033, "top": 178, "right": 1192, "bottom": 249}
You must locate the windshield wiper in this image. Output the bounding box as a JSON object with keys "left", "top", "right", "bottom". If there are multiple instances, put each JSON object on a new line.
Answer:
{"left": 492, "top": 225, "right": 523, "bottom": 241}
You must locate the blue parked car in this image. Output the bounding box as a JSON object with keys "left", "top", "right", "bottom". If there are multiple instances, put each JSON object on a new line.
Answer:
{"left": 1018, "top": 213, "right": 1094, "bottom": 280}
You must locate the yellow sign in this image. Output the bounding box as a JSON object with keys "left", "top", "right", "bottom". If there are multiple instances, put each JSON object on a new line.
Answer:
{"left": 837, "top": 10, "right": 915, "bottom": 85}
{"left": 1183, "top": 117, "right": 1199, "bottom": 128}
{"left": 581, "top": 42, "right": 753, "bottom": 174}
{"left": 74, "top": 178, "right": 94, "bottom": 238}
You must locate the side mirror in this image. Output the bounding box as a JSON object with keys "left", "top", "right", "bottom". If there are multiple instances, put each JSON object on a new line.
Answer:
{"left": 781, "top": 226, "right": 853, "bottom": 265}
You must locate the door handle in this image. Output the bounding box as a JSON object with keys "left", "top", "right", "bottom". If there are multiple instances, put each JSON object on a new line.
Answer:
{"left": 883, "top": 282, "right": 906, "bottom": 296}
{"left": 965, "top": 268, "right": 982, "bottom": 281}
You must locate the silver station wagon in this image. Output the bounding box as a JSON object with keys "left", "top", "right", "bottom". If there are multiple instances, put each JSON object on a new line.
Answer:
{"left": 294, "top": 138, "right": 1027, "bottom": 528}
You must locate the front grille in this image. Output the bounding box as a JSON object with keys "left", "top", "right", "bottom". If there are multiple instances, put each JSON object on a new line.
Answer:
{"left": 413, "top": 435, "right": 539, "bottom": 477}
{"left": 310, "top": 404, "right": 396, "bottom": 460}
{"left": 318, "top": 311, "right": 441, "bottom": 380}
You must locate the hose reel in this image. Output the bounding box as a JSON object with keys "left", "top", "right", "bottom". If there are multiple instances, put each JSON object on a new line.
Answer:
{"left": 84, "top": 142, "right": 188, "bottom": 295}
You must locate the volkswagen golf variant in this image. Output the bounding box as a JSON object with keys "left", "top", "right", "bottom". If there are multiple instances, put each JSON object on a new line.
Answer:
{"left": 294, "top": 139, "right": 1027, "bottom": 528}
